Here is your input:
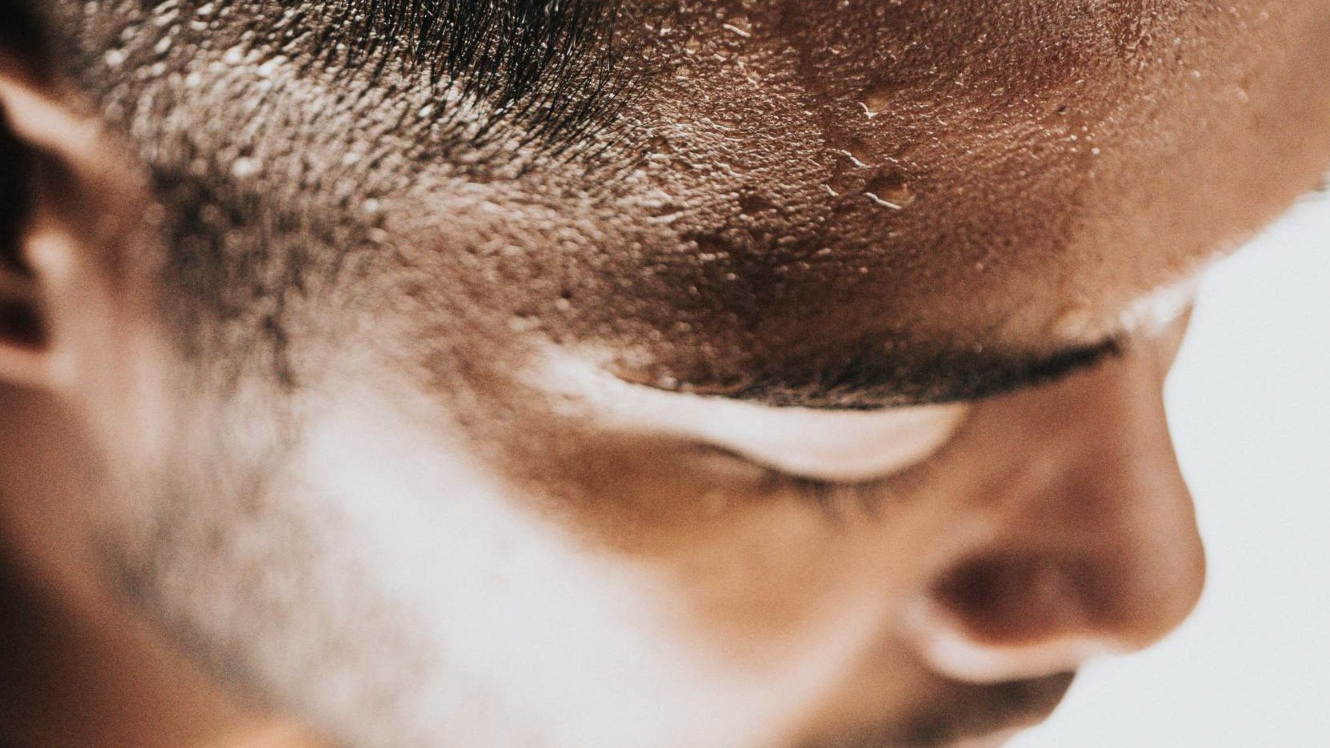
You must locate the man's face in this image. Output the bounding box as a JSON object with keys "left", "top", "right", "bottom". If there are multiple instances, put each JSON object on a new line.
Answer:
{"left": 27, "top": 1, "right": 1330, "bottom": 747}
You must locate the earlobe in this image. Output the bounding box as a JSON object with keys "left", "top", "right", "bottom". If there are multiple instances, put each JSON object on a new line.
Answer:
{"left": 0, "top": 278, "right": 47, "bottom": 387}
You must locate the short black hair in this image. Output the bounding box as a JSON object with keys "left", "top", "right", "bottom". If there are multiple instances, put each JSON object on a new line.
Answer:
{"left": 332, "top": 0, "right": 638, "bottom": 159}
{"left": 19, "top": 0, "right": 649, "bottom": 385}
{"left": 43, "top": 0, "right": 639, "bottom": 166}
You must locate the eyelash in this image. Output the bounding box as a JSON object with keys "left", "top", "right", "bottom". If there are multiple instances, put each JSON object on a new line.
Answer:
{"left": 690, "top": 440, "right": 947, "bottom": 523}
{"left": 761, "top": 471, "right": 885, "bottom": 520}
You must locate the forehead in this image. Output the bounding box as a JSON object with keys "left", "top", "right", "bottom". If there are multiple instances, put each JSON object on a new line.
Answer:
{"left": 357, "top": 1, "right": 1330, "bottom": 394}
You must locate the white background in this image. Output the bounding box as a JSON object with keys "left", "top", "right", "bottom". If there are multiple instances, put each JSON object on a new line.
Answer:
{"left": 1012, "top": 195, "right": 1330, "bottom": 747}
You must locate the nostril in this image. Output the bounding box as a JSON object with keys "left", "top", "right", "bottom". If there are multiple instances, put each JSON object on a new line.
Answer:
{"left": 933, "top": 551, "right": 1092, "bottom": 644}
{"left": 900, "top": 551, "right": 1120, "bottom": 684}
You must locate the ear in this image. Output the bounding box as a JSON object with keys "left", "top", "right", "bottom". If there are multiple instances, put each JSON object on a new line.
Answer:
{"left": 0, "top": 68, "right": 49, "bottom": 386}
{"left": 0, "top": 49, "right": 152, "bottom": 392}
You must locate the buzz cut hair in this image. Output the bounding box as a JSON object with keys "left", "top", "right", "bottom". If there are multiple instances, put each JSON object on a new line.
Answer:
{"left": 11, "top": 0, "right": 644, "bottom": 382}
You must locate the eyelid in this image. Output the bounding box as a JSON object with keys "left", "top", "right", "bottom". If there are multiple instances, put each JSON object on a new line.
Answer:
{"left": 537, "top": 348, "right": 971, "bottom": 484}
{"left": 695, "top": 402, "right": 969, "bottom": 483}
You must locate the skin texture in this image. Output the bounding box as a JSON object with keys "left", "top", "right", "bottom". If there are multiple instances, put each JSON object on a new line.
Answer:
{"left": 0, "top": 1, "right": 1329, "bottom": 747}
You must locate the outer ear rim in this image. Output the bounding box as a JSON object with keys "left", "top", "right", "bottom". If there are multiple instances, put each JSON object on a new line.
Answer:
{"left": 0, "top": 74, "right": 102, "bottom": 167}
{"left": 0, "top": 67, "right": 119, "bottom": 392}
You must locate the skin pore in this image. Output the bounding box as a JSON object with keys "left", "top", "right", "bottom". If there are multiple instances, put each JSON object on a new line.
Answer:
{"left": 0, "top": 1, "right": 1328, "bottom": 748}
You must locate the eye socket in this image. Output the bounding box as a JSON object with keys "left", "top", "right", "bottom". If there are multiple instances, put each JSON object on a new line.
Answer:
{"left": 534, "top": 349, "right": 969, "bottom": 518}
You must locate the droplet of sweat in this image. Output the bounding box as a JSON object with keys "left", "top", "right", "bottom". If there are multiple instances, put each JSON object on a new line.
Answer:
{"left": 864, "top": 173, "right": 915, "bottom": 210}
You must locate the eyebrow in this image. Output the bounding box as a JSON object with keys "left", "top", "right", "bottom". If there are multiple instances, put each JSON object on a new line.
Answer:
{"left": 657, "top": 337, "right": 1127, "bottom": 411}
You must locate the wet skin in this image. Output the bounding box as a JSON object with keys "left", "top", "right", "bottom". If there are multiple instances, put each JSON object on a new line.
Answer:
{"left": 3, "top": 1, "right": 1330, "bottom": 748}
{"left": 350, "top": 2, "right": 1330, "bottom": 745}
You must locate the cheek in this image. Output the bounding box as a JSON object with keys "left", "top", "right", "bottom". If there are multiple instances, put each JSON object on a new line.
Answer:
{"left": 517, "top": 425, "right": 944, "bottom": 676}
{"left": 265, "top": 388, "right": 879, "bottom": 748}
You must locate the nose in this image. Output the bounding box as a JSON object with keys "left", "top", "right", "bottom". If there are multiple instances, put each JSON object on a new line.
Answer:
{"left": 905, "top": 343, "right": 1207, "bottom": 684}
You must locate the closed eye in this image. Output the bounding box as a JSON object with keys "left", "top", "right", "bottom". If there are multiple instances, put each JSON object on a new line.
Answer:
{"left": 539, "top": 347, "right": 971, "bottom": 480}
{"left": 689, "top": 439, "right": 951, "bottom": 521}
{"left": 694, "top": 400, "right": 968, "bottom": 484}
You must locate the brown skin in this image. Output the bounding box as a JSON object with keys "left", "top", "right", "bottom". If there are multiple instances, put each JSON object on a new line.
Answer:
{"left": 454, "top": 0, "right": 1330, "bottom": 379}
{"left": 1, "top": 1, "right": 1329, "bottom": 747}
